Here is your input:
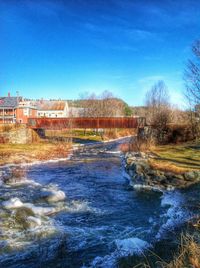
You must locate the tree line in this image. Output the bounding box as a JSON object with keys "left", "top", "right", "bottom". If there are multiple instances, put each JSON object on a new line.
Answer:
{"left": 73, "top": 38, "right": 200, "bottom": 145}
{"left": 140, "top": 39, "right": 200, "bottom": 145}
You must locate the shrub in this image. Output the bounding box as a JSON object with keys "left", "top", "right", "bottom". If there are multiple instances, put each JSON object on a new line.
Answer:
{"left": 164, "top": 124, "right": 194, "bottom": 144}
{"left": 160, "top": 234, "right": 200, "bottom": 268}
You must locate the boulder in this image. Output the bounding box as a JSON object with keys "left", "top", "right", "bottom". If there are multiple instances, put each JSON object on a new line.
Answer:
{"left": 3, "top": 197, "right": 23, "bottom": 209}
{"left": 184, "top": 171, "right": 200, "bottom": 182}
{"left": 124, "top": 151, "right": 200, "bottom": 190}
{"left": 153, "top": 175, "right": 167, "bottom": 182}
{"left": 126, "top": 157, "right": 136, "bottom": 165}
{"left": 14, "top": 207, "right": 35, "bottom": 229}
{"left": 42, "top": 189, "right": 66, "bottom": 203}
{"left": 24, "top": 203, "right": 56, "bottom": 216}
{"left": 27, "top": 216, "right": 42, "bottom": 228}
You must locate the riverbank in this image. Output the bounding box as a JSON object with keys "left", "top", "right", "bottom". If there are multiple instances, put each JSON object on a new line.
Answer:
{"left": 0, "top": 134, "right": 133, "bottom": 167}
{"left": 150, "top": 141, "right": 200, "bottom": 173}
{"left": 125, "top": 141, "right": 200, "bottom": 190}
{"left": 119, "top": 222, "right": 200, "bottom": 267}
{"left": 0, "top": 142, "right": 72, "bottom": 166}
{"left": 124, "top": 141, "right": 200, "bottom": 267}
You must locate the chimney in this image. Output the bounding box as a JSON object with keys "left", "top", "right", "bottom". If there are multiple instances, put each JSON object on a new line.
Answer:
{"left": 8, "top": 92, "right": 10, "bottom": 97}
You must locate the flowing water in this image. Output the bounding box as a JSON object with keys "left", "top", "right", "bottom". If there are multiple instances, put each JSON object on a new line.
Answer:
{"left": 0, "top": 138, "right": 200, "bottom": 268}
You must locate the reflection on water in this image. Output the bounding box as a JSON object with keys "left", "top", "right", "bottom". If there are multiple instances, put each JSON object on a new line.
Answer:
{"left": 0, "top": 138, "right": 199, "bottom": 268}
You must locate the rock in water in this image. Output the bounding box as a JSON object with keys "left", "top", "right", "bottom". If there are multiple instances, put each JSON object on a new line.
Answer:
{"left": 27, "top": 216, "right": 42, "bottom": 228}
{"left": 24, "top": 203, "right": 56, "bottom": 216}
{"left": 45, "top": 190, "right": 66, "bottom": 203}
{"left": 3, "top": 197, "right": 23, "bottom": 209}
{"left": 184, "top": 171, "right": 200, "bottom": 182}
{"left": 14, "top": 207, "right": 35, "bottom": 229}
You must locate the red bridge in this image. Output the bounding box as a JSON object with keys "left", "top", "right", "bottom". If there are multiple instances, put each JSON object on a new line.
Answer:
{"left": 28, "top": 117, "right": 145, "bottom": 130}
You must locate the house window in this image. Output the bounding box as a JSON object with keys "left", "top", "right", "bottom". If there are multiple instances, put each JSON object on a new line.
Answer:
{"left": 23, "top": 108, "right": 29, "bottom": 116}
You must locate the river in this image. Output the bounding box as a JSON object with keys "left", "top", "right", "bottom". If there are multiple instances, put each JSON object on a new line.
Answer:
{"left": 0, "top": 138, "right": 199, "bottom": 267}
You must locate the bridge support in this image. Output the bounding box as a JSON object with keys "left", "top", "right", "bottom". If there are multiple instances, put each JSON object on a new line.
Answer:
{"left": 33, "top": 128, "right": 46, "bottom": 139}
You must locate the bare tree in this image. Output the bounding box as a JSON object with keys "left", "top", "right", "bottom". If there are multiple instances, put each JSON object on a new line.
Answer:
{"left": 145, "top": 80, "right": 172, "bottom": 143}
{"left": 184, "top": 39, "right": 200, "bottom": 138}
{"left": 79, "top": 90, "right": 125, "bottom": 117}
{"left": 185, "top": 40, "right": 200, "bottom": 105}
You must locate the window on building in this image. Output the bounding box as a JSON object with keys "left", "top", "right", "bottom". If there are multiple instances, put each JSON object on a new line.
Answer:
{"left": 23, "top": 108, "right": 29, "bottom": 116}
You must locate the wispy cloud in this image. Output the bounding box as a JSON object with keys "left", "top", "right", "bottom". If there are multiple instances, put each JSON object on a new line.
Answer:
{"left": 138, "top": 75, "right": 165, "bottom": 85}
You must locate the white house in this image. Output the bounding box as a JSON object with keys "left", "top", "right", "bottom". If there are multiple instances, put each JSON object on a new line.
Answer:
{"left": 37, "top": 101, "right": 69, "bottom": 118}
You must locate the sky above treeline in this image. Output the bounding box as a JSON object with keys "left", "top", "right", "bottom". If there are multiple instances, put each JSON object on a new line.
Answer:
{"left": 1, "top": 0, "right": 200, "bottom": 107}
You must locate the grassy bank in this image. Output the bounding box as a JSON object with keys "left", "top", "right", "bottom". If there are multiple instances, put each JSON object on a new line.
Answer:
{"left": 149, "top": 141, "right": 200, "bottom": 174}
{"left": 0, "top": 128, "right": 134, "bottom": 166}
{"left": 0, "top": 142, "right": 72, "bottom": 166}
{"left": 46, "top": 128, "right": 135, "bottom": 142}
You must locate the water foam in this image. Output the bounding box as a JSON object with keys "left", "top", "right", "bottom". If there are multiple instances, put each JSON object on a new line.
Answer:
{"left": 85, "top": 237, "right": 151, "bottom": 268}
{"left": 115, "top": 237, "right": 151, "bottom": 256}
{"left": 2, "top": 197, "right": 64, "bottom": 216}
{"left": 156, "top": 191, "right": 191, "bottom": 239}
{"left": 41, "top": 189, "right": 66, "bottom": 203}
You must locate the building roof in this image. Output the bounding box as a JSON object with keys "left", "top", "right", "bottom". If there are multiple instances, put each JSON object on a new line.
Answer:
{"left": 18, "top": 100, "right": 37, "bottom": 109}
{"left": 0, "top": 97, "right": 21, "bottom": 108}
{"left": 38, "top": 101, "right": 66, "bottom": 111}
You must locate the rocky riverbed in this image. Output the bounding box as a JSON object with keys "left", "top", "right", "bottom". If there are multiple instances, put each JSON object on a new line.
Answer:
{"left": 125, "top": 151, "right": 200, "bottom": 190}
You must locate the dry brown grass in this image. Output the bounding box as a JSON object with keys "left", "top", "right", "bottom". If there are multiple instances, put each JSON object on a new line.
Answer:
{"left": 102, "top": 128, "right": 134, "bottom": 140}
{"left": 0, "top": 141, "right": 72, "bottom": 166}
{"left": 148, "top": 159, "right": 190, "bottom": 174}
{"left": 0, "top": 123, "right": 25, "bottom": 132}
{"left": 160, "top": 234, "right": 200, "bottom": 268}
{"left": 120, "top": 137, "right": 155, "bottom": 153}
{"left": 119, "top": 143, "right": 131, "bottom": 153}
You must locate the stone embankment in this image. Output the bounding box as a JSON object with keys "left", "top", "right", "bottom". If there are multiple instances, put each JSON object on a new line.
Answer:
{"left": 125, "top": 152, "right": 200, "bottom": 190}
{"left": 0, "top": 125, "right": 42, "bottom": 144}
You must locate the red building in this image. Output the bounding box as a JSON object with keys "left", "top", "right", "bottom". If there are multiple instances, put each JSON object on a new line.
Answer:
{"left": 16, "top": 101, "right": 37, "bottom": 124}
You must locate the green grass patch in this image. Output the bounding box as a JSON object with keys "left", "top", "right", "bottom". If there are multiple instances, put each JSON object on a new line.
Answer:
{"left": 150, "top": 141, "right": 200, "bottom": 172}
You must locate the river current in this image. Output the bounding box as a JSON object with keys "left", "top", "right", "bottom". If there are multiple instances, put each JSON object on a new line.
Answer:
{"left": 0, "top": 138, "right": 199, "bottom": 267}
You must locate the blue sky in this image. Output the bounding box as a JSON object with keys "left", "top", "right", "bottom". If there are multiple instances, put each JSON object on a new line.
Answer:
{"left": 1, "top": 0, "right": 200, "bottom": 106}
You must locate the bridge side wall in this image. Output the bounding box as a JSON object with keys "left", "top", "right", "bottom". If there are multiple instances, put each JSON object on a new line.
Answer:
{"left": 28, "top": 117, "right": 140, "bottom": 130}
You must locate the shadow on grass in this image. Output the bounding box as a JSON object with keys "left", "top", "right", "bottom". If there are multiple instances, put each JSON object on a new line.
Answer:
{"left": 154, "top": 157, "right": 200, "bottom": 169}
{"left": 72, "top": 137, "right": 103, "bottom": 144}
{"left": 45, "top": 136, "right": 103, "bottom": 144}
